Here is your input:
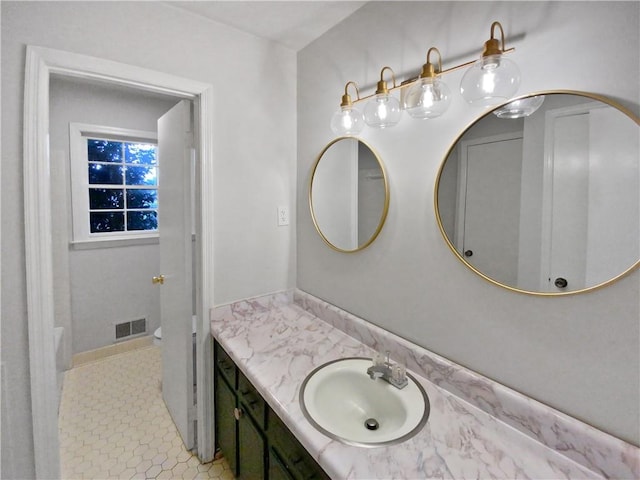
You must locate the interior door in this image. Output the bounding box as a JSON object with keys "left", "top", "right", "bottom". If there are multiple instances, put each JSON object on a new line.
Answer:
{"left": 158, "top": 99, "right": 195, "bottom": 449}
{"left": 546, "top": 104, "right": 639, "bottom": 291}
{"left": 548, "top": 113, "right": 589, "bottom": 291}
{"left": 461, "top": 135, "right": 523, "bottom": 286}
{"left": 585, "top": 106, "right": 639, "bottom": 285}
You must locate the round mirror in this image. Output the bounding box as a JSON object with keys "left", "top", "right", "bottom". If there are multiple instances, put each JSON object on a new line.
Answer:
{"left": 310, "top": 137, "right": 390, "bottom": 252}
{"left": 435, "top": 91, "right": 639, "bottom": 295}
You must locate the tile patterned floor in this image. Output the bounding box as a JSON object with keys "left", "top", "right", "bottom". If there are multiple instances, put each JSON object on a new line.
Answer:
{"left": 59, "top": 345, "right": 233, "bottom": 480}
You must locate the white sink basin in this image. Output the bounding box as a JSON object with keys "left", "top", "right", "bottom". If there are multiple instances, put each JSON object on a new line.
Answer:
{"left": 299, "top": 357, "right": 430, "bottom": 447}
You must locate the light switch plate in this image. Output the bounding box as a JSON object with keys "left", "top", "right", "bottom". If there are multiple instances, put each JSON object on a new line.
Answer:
{"left": 277, "top": 206, "right": 289, "bottom": 226}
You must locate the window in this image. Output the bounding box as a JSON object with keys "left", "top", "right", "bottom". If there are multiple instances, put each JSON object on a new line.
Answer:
{"left": 70, "top": 124, "right": 159, "bottom": 243}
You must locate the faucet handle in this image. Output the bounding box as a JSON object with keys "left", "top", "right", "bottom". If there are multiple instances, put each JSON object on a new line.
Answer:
{"left": 392, "top": 364, "right": 406, "bottom": 384}
{"left": 372, "top": 352, "right": 386, "bottom": 367}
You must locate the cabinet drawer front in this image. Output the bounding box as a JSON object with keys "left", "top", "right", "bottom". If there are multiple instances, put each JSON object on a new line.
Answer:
{"left": 238, "top": 371, "right": 267, "bottom": 429}
{"left": 268, "top": 409, "right": 329, "bottom": 480}
{"left": 269, "top": 449, "right": 294, "bottom": 480}
{"left": 215, "top": 342, "right": 237, "bottom": 389}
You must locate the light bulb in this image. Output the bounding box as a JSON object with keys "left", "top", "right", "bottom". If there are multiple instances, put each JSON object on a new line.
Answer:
{"left": 493, "top": 95, "right": 545, "bottom": 119}
{"left": 460, "top": 54, "right": 520, "bottom": 106}
{"left": 404, "top": 76, "right": 451, "bottom": 119}
{"left": 330, "top": 105, "right": 364, "bottom": 136}
{"left": 364, "top": 93, "right": 401, "bottom": 128}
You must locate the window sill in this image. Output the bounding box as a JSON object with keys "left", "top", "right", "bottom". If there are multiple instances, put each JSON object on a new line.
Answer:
{"left": 71, "top": 235, "right": 159, "bottom": 250}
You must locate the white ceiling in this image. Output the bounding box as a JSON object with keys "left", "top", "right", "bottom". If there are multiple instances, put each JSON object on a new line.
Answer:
{"left": 167, "top": 1, "right": 367, "bottom": 51}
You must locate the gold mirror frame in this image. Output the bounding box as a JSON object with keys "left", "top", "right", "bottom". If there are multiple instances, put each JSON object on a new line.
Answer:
{"left": 309, "top": 137, "right": 390, "bottom": 253}
{"left": 434, "top": 90, "right": 640, "bottom": 295}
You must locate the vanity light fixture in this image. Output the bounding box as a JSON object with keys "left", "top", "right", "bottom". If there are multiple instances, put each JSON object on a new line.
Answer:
{"left": 363, "top": 67, "right": 402, "bottom": 128}
{"left": 330, "top": 81, "right": 365, "bottom": 136}
{"left": 329, "top": 21, "right": 519, "bottom": 133}
{"left": 459, "top": 21, "right": 521, "bottom": 106}
{"left": 404, "top": 48, "right": 452, "bottom": 119}
{"left": 493, "top": 95, "right": 545, "bottom": 118}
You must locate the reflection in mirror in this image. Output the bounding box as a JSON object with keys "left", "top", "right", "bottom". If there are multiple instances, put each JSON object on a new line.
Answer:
{"left": 436, "top": 92, "right": 639, "bottom": 294}
{"left": 310, "top": 137, "right": 389, "bottom": 252}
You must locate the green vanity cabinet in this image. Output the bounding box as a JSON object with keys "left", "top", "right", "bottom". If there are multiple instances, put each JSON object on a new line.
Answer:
{"left": 215, "top": 342, "right": 266, "bottom": 479}
{"left": 214, "top": 341, "right": 329, "bottom": 480}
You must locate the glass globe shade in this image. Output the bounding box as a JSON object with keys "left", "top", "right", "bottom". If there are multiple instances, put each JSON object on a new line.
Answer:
{"left": 403, "top": 77, "right": 451, "bottom": 119}
{"left": 330, "top": 105, "right": 364, "bottom": 136}
{"left": 460, "top": 54, "right": 521, "bottom": 106}
{"left": 363, "top": 93, "right": 402, "bottom": 128}
{"left": 493, "top": 95, "right": 545, "bottom": 119}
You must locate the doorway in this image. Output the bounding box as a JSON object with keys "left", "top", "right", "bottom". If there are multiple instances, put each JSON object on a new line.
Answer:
{"left": 541, "top": 101, "right": 640, "bottom": 292}
{"left": 49, "top": 76, "right": 198, "bottom": 450}
{"left": 49, "top": 76, "right": 179, "bottom": 369}
{"left": 23, "top": 45, "right": 215, "bottom": 478}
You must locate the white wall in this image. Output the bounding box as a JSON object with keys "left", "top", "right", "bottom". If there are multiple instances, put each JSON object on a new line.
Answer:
{"left": 1, "top": 2, "right": 296, "bottom": 478}
{"left": 50, "top": 77, "right": 178, "bottom": 358}
{"left": 297, "top": 1, "right": 639, "bottom": 446}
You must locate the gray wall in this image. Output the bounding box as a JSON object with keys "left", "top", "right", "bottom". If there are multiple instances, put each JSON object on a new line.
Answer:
{"left": 297, "top": 1, "right": 639, "bottom": 446}
{"left": 50, "top": 77, "right": 179, "bottom": 360}
{"left": 1, "top": 2, "right": 297, "bottom": 478}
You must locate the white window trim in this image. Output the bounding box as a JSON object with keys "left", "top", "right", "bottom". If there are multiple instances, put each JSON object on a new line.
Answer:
{"left": 69, "top": 123, "right": 158, "bottom": 244}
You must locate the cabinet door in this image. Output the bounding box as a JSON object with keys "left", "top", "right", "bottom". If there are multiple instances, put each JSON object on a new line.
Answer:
{"left": 238, "top": 371, "right": 266, "bottom": 429}
{"left": 215, "top": 372, "right": 238, "bottom": 476}
{"left": 238, "top": 407, "right": 266, "bottom": 480}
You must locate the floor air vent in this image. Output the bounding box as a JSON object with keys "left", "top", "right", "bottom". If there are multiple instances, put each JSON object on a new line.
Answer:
{"left": 115, "top": 318, "right": 146, "bottom": 340}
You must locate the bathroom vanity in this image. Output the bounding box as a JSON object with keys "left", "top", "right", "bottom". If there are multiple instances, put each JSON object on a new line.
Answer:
{"left": 211, "top": 290, "right": 639, "bottom": 479}
{"left": 214, "top": 340, "right": 329, "bottom": 479}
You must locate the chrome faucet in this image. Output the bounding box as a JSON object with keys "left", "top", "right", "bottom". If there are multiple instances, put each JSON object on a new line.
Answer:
{"left": 366, "top": 352, "right": 408, "bottom": 389}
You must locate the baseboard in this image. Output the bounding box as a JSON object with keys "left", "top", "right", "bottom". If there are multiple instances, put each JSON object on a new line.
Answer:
{"left": 72, "top": 335, "right": 154, "bottom": 367}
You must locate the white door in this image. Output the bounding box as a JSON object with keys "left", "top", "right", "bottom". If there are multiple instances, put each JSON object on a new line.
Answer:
{"left": 545, "top": 104, "right": 639, "bottom": 291}
{"left": 585, "top": 106, "right": 639, "bottom": 285}
{"left": 460, "top": 135, "right": 524, "bottom": 286}
{"left": 547, "top": 113, "right": 589, "bottom": 291}
{"left": 157, "top": 100, "right": 195, "bottom": 449}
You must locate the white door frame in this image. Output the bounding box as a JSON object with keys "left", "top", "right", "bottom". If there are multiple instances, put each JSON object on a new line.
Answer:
{"left": 23, "top": 45, "right": 215, "bottom": 478}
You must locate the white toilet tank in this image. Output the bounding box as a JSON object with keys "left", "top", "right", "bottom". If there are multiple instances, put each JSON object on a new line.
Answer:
{"left": 153, "top": 315, "right": 197, "bottom": 346}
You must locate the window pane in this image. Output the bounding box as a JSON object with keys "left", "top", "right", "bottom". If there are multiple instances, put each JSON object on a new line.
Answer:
{"left": 127, "top": 211, "right": 158, "bottom": 231}
{"left": 89, "top": 164, "right": 124, "bottom": 185}
{"left": 90, "top": 212, "right": 125, "bottom": 233}
{"left": 87, "top": 140, "right": 122, "bottom": 163}
{"left": 125, "top": 143, "right": 157, "bottom": 165}
{"left": 89, "top": 188, "right": 124, "bottom": 209}
{"left": 125, "top": 165, "right": 157, "bottom": 186}
{"left": 126, "top": 189, "right": 158, "bottom": 209}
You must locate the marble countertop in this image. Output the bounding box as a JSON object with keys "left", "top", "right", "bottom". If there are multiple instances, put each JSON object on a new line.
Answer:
{"left": 210, "top": 291, "right": 635, "bottom": 479}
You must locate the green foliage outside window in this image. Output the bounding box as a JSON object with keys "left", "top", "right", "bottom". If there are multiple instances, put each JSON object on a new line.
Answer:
{"left": 87, "top": 139, "right": 158, "bottom": 234}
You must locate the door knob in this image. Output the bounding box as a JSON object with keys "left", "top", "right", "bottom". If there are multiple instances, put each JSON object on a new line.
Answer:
{"left": 554, "top": 277, "right": 568, "bottom": 289}
{"left": 152, "top": 275, "right": 165, "bottom": 285}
